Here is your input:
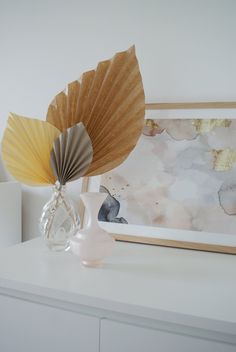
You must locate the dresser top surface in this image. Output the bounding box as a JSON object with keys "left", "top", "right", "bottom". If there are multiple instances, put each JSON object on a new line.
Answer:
{"left": 0, "top": 238, "right": 235, "bottom": 333}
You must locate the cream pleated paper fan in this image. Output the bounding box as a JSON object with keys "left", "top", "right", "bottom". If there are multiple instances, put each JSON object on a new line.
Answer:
{"left": 2, "top": 113, "right": 61, "bottom": 185}
{"left": 50, "top": 122, "right": 93, "bottom": 185}
{"left": 47, "top": 46, "right": 145, "bottom": 176}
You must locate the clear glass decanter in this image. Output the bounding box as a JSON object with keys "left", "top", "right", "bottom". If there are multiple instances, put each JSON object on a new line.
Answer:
{"left": 40, "top": 182, "right": 79, "bottom": 251}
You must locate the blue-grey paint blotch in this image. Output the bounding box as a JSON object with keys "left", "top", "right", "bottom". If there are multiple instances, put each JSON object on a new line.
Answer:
{"left": 98, "top": 185, "right": 128, "bottom": 224}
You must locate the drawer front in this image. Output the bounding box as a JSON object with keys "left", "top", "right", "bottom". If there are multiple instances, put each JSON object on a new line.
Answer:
{"left": 100, "top": 319, "right": 235, "bottom": 352}
{"left": 0, "top": 295, "right": 99, "bottom": 352}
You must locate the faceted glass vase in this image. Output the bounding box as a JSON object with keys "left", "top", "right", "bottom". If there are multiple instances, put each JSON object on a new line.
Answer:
{"left": 40, "top": 182, "right": 79, "bottom": 251}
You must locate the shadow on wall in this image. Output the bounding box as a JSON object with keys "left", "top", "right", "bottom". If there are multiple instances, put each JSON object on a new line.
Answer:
{"left": 0, "top": 154, "right": 10, "bottom": 182}
{"left": 22, "top": 186, "right": 51, "bottom": 241}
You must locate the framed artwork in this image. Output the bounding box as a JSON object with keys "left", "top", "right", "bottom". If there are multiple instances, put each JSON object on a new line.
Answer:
{"left": 81, "top": 102, "right": 236, "bottom": 254}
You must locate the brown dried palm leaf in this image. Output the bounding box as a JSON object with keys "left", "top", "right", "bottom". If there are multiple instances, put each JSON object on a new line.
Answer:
{"left": 46, "top": 46, "right": 145, "bottom": 176}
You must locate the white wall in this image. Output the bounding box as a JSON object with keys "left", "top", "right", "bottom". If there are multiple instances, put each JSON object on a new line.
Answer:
{"left": 0, "top": 0, "right": 236, "bottom": 241}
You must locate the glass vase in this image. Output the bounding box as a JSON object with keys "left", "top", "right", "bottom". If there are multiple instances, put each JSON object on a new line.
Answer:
{"left": 40, "top": 182, "right": 79, "bottom": 251}
{"left": 70, "top": 192, "right": 115, "bottom": 267}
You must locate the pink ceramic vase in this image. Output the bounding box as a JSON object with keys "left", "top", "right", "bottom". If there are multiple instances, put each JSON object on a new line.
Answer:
{"left": 70, "top": 192, "right": 115, "bottom": 267}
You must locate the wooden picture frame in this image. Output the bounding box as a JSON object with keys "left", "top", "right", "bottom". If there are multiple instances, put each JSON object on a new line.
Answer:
{"left": 80, "top": 101, "right": 236, "bottom": 254}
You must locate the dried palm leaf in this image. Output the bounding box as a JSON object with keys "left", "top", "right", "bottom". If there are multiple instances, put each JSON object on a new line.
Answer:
{"left": 50, "top": 122, "right": 93, "bottom": 185}
{"left": 2, "top": 113, "right": 60, "bottom": 185}
{"left": 47, "top": 46, "right": 145, "bottom": 176}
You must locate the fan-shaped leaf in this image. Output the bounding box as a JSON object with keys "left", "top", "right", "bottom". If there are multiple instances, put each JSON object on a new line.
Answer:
{"left": 47, "top": 46, "right": 145, "bottom": 176}
{"left": 2, "top": 113, "right": 60, "bottom": 185}
{"left": 50, "top": 122, "right": 93, "bottom": 185}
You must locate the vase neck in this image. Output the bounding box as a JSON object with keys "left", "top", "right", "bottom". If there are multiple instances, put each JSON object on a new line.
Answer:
{"left": 81, "top": 192, "right": 107, "bottom": 229}
{"left": 53, "top": 182, "right": 66, "bottom": 197}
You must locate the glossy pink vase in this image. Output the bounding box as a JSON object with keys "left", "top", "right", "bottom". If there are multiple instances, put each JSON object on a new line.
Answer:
{"left": 70, "top": 192, "right": 115, "bottom": 267}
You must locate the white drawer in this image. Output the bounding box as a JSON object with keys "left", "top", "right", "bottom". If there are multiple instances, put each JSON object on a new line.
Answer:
{"left": 100, "top": 319, "right": 235, "bottom": 352}
{"left": 0, "top": 294, "right": 99, "bottom": 352}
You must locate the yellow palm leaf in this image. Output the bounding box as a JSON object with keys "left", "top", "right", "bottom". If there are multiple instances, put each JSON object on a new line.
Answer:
{"left": 2, "top": 113, "right": 61, "bottom": 185}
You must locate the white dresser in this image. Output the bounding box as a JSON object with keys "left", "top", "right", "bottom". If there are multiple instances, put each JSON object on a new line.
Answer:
{"left": 0, "top": 238, "right": 235, "bottom": 352}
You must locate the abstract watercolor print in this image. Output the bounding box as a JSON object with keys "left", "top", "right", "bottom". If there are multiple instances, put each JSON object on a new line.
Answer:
{"left": 99, "top": 119, "right": 236, "bottom": 235}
